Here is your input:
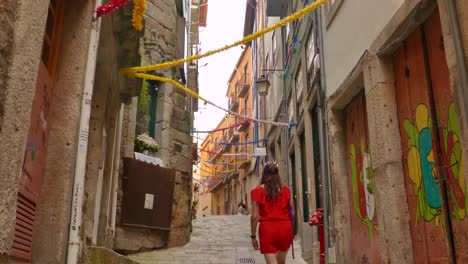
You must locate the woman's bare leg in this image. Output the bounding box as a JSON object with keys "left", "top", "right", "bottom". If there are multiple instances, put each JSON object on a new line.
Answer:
{"left": 276, "top": 251, "right": 288, "bottom": 264}
{"left": 264, "top": 253, "right": 278, "bottom": 264}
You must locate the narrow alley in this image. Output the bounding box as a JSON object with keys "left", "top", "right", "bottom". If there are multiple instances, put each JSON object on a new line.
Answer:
{"left": 130, "top": 215, "right": 307, "bottom": 264}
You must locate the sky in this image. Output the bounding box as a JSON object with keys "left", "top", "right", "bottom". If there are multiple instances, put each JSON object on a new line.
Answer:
{"left": 193, "top": 0, "right": 247, "bottom": 142}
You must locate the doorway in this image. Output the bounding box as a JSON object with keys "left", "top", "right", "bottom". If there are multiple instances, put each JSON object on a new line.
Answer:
{"left": 393, "top": 9, "right": 467, "bottom": 262}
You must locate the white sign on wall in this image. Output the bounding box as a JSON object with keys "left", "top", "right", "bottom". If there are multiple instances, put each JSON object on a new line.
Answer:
{"left": 144, "top": 193, "right": 155, "bottom": 210}
{"left": 254, "top": 147, "right": 267, "bottom": 157}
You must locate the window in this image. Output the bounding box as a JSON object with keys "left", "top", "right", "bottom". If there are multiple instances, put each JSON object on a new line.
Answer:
{"left": 272, "top": 31, "right": 277, "bottom": 67}
{"left": 306, "top": 28, "right": 315, "bottom": 73}
{"left": 295, "top": 63, "right": 304, "bottom": 118}
{"left": 325, "top": 0, "right": 343, "bottom": 27}
{"left": 295, "top": 64, "right": 303, "bottom": 102}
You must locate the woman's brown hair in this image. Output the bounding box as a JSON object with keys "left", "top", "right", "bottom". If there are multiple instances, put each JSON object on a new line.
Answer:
{"left": 261, "top": 161, "right": 282, "bottom": 201}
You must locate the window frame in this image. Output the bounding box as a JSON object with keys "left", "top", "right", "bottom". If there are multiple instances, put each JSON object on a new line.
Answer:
{"left": 325, "top": 0, "right": 343, "bottom": 28}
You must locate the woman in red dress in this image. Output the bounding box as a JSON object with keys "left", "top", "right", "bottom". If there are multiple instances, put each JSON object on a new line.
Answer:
{"left": 250, "top": 161, "right": 294, "bottom": 264}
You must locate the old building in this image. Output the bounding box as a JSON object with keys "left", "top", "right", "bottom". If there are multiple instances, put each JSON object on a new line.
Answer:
{"left": 323, "top": 0, "right": 468, "bottom": 263}
{"left": 0, "top": 0, "right": 198, "bottom": 263}
{"left": 251, "top": 0, "right": 327, "bottom": 263}
{"left": 199, "top": 117, "right": 231, "bottom": 215}
{"left": 209, "top": 46, "right": 256, "bottom": 215}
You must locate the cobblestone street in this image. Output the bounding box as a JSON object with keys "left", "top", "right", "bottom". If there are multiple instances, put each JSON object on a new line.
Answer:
{"left": 130, "top": 215, "right": 308, "bottom": 264}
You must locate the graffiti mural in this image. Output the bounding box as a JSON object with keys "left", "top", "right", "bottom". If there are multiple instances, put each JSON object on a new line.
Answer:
{"left": 349, "top": 139, "right": 375, "bottom": 237}
{"left": 403, "top": 104, "right": 445, "bottom": 239}
{"left": 439, "top": 102, "right": 466, "bottom": 248}
{"left": 394, "top": 10, "right": 468, "bottom": 261}
{"left": 345, "top": 92, "right": 381, "bottom": 262}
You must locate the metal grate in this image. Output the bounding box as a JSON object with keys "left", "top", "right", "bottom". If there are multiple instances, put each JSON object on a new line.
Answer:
{"left": 236, "top": 257, "right": 256, "bottom": 263}
{"left": 10, "top": 192, "right": 36, "bottom": 261}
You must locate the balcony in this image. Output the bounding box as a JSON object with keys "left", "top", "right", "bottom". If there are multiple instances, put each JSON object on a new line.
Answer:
{"left": 229, "top": 97, "right": 239, "bottom": 112}
{"left": 237, "top": 108, "right": 251, "bottom": 132}
{"left": 228, "top": 130, "right": 240, "bottom": 144}
{"left": 237, "top": 146, "right": 251, "bottom": 169}
{"left": 228, "top": 160, "right": 240, "bottom": 179}
{"left": 237, "top": 74, "right": 250, "bottom": 98}
{"left": 208, "top": 146, "right": 222, "bottom": 162}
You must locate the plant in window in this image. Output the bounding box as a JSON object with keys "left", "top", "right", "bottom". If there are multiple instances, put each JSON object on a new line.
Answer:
{"left": 134, "top": 133, "right": 159, "bottom": 153}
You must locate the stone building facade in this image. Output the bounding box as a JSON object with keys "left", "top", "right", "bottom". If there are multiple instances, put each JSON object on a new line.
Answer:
{"left": 323, "top": 0, "right": 468, "bottom": 263}
{"left": 252, "top": 0, "right": 468, "bottom": 263}
{"left": 208, "top": 46, "right": 256, "bottom": 216}
{"left": 0, "top": 0, "right": 197, "bottom": 263}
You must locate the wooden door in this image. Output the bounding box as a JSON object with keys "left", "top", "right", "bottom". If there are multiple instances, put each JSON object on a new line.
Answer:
{"left": 344, "top": 92, "right": 381, "bottom": 263}
{"left": 10, "top": 0, "right": 63, "bottom": 261}
{"left": 393, "top": 9, "right": 467, "bottom": 263}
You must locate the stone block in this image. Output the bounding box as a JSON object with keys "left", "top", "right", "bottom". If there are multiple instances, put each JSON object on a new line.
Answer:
{"left": 170, "top": 155, "right": 190, "bottom": 173}
{"left": 166, "top": 226, "right": 190, "bottom": 248}
{"left": 86, "top": 246, "right": 139, "bottom": 264}
{"left": 363, "top": 56, "right": 395, "bottom": 95}
{"left": 114, "top": 226, "right": 168, "bottom": 252}
{"left": 365, "top": 82, "right": 403, "bottom": 170}
{"left": 173, "top": 92, "right": 186, "bottom": 108}
{"left": 373, "top": 162, "right": 413, "bottom": 263}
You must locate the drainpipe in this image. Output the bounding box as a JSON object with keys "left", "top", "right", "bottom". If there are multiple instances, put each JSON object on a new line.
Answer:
{"left": 111, "top": 106, "right": 124, "bottom": 236}
{"left": 316, "top": 4, "right": 331, "bottom": 264}
{"left": 66, "top": 1, "right": 102, "bottom": 263}
{"left": 280, "top": 22, "right": 290, "bottom": 188}
{"left": 445, "top": 0, "right": 468, "bottom": 124}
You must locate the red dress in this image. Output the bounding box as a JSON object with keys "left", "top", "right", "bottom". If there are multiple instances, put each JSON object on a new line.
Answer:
{"left": 251, "top": 185, "right": 293, "bottom": 254}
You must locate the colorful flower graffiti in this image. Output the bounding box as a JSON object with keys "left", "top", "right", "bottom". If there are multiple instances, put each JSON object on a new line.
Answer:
{"left": 404, "top": 103, "right": 466, "bottom": 241}
{"left": 349, "top": 137, "right": 376, "bottom": 237}
{"left": 404, "top": 104, "right": 442, "bottom": 226}
{"left": 439, "top": 103, "right": 466, "bottom": 222}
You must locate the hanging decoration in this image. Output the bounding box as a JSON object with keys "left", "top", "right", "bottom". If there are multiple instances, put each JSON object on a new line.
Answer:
{"left": 192, "top": 134, "right": 267, "bottom": 146}
{"left": 194, "top": 146, "right": 251, "bottom": 157}
{"left": 132, "top": 0, "right": 147, "bottom": 30}
{"left": 202, "top": 158, "right": 253, "bottom": 166}
{"left": 219, "top": 138, "right": 267, "bottom": 146}
{"left": 95, "top": 0, "right": 130, "bottom": 17}
{"left": 132, "top": 73, "right": 296, "bottom": 127}
{"left": 120, "top": 0, "right": 329, "bottom": 74}
{"left": 192, "top": 121, "right": 250, "bottom": 133}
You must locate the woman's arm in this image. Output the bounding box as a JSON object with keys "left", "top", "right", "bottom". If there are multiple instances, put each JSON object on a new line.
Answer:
{"left": 250, "top": 197, "right": 260, "bottom": 250}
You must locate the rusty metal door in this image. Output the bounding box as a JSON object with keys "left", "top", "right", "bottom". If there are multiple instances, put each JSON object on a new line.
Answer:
{"left": 344, "top": 92, "right": 381, "bottom": 263}
{"left": 121, "top": 158, "right": 175, "bottom": 230}
{"left": 393, "top": 9, "right": 468, "bottom": 262}
{"left": 11, "top": 0, "right": 64, "bottom": 261}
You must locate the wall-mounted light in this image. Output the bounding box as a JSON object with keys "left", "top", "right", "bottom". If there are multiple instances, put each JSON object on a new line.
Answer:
{"left": 256, "top": 75, "right": 270, "bottom": 96}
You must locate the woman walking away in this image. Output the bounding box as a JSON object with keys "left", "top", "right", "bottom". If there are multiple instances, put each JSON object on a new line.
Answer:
{"left": 250, "top": 161, "right": 294, "bottom": 264}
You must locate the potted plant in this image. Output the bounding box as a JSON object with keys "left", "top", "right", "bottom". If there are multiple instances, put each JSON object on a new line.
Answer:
{"left": 134, "top": 133, "right": 159, "bottom": 154}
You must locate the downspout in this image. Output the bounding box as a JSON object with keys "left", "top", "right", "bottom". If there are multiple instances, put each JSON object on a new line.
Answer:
{"left": 316, "top": 4, "right": 331, "bottom": 263}
{"left": 445, "top": 0, "right": 468, "bottom": 124}
{"left": 280, "top": 22, "right": 289, "bottom": 187}
{"left": 111, "top": 105, "right": 124, "bottom": 236}
{"left": 67, "top": 1, "right": 102, "bottom": 263}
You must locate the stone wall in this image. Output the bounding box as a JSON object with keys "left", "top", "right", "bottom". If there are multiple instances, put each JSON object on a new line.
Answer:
{"left": 127, "top": 0, "right": 192, "bottom": 250}
{"left": 0, "top": 0, "right": 49, "bottom": 257}
{"left": 0, "top": 0, "right": 17, "bottom": 132}
{"left": 31, "top": 1, "right": 95, "bottom": 263}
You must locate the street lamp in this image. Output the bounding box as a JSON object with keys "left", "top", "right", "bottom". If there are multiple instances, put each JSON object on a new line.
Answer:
{"left": 256, "top": 75, "right": 270, "bottom": 96}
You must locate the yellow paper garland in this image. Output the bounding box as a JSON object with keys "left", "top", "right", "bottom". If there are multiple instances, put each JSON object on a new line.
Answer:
{"left": 132, "top": 0, "right": 146, "bottom": 31}
{"left": 120, "top": 0, "right": 329, "bottom": 74}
